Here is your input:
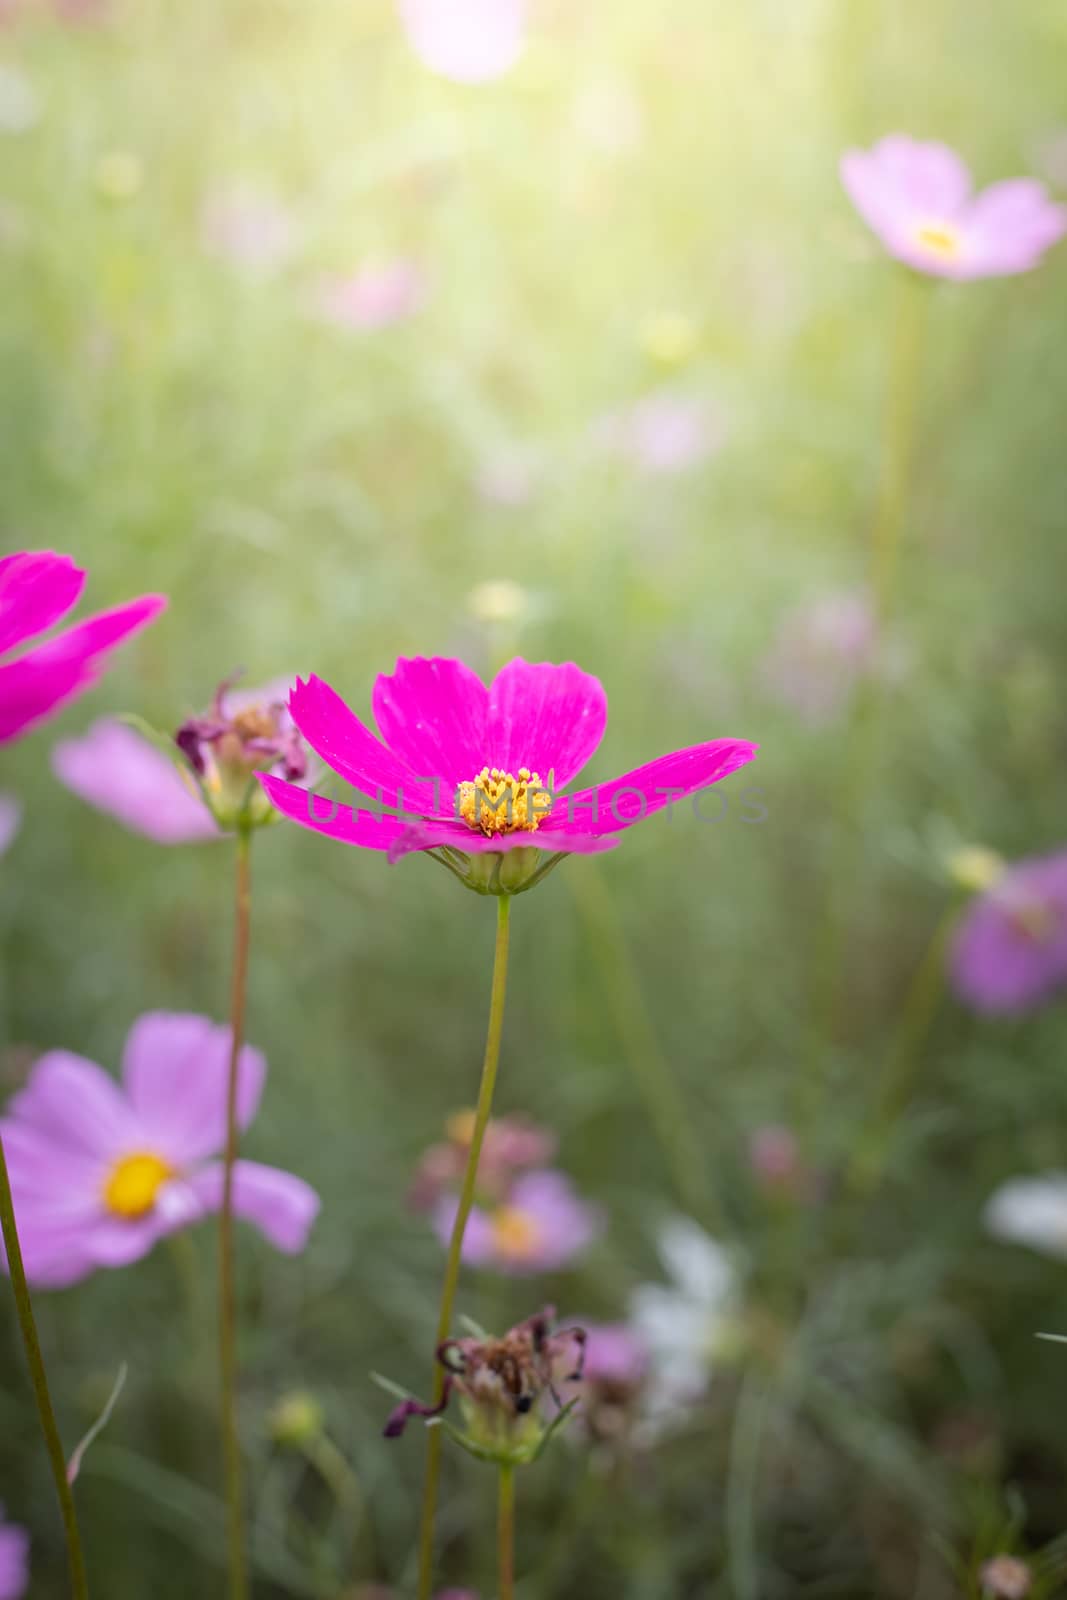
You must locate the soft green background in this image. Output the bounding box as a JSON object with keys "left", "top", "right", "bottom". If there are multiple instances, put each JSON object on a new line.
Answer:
{"left": 3, "top": 0, "right": 1067, "bottom": 1594}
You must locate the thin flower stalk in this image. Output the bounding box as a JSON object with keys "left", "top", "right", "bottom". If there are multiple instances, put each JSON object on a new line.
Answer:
{"left": 220, "top": 826, "right": 253, "bottom": 1600}
{"left": 417, "top": 896, "right": 512, "bottom": 1600}
{"left": 0, "top": 1135, "right": 89, "bottom": 1600}
{"left": 498, "top": 1462, "right": 516, "bottom": 1600}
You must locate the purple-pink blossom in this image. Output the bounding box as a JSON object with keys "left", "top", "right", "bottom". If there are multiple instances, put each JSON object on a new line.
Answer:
{"left": 52, "top": 719, "right": 219, "bottom": 844}
{"left": 763, "top": 588, "right": 881, "bottom": 725}
{"left": 0, "top": 551, "right": 165, "bottom": 745}
{"left": 315, "top": 261, "right": 427, "bottom": 332}
{"left": 840, "top": 136, "right": 1066, "bottom": 279}
{"left": 408, "top": 1111, "right": 557, "bottom": 1211}
{"left": 396, "top": 0, "right": 524, "bottom": 84}
{"left": 0, "top": 1012, "right": 319, "bottom": 1288}
{"left": 0, "top": 1509, "right": 27, "bottom": 1600}
{"left": 257, "top": 657, "right": 757, "bottom": 874}
{"left": 433, "top": 1170, "right": 602, "bottom": 1276}
{"left": 951, "top": 849, "right": 1067, "bottom": 1015}
{"left": 593, "top": 392, "right": 726, "bottom": 475}
{"left": 201, "top": 187, "right": 297, "bottom": 274}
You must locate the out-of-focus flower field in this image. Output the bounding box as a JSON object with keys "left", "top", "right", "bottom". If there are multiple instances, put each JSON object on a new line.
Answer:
{"left": 3, "top": 0, "right": 1067, "bottom": 1595}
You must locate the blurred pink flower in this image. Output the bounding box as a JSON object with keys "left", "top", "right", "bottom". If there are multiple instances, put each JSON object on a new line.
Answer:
{"left": 201, "top": 187, "right": 297, "bottom": 274}
{"left": 0, "top": 1012, "right": 319, "bottom": 1288}
{"left": 52, "top": 719, "right": 219, "bottom": 844}
{"left": 593, "top": 392, "right": 727, "bottom": 475}
{"left": 0, "top": 551, "right": 165, "bottom": 745}
{"left": 474, "top": 449, "right": 540, "bottom": 507}
{"left": 951, "top": 849, "right": 1067, "bottom": 1015}
{"left": 0, "top": 793, "right": 19, "bottom": 856}
{"left": 409, "top": 1111, "right": 557, "bottom": 1211}
{"left": 840, "top": 136, "right": 1066, "bottom": 279}
{"left": 316, "top": 261, "right": 427, "bottom": 331}
{"left": 563, "top": 1321, "right": 649, "bottom": 1444}
{"left": 433, "top": 1169, "right": 602, "bottom": 1275}
{"left": 0, "top": 1508, "right": 27, "bottom": 1600}
{"left": 747, "top": 1124, "right": 819, "bottom": 1203}
{"left": 258, "top": 659, "right": 757, "bottom": 881}
{"left": 396, "top": 0, "right": 524, "bottom": 84}
{"left": 763, "top": 588, "right": 880, "bottom": 725}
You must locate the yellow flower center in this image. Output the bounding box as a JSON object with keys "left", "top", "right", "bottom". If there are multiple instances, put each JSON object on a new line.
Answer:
{"left": 491, "top": 1206, "right": 543, "bottom": 1260}
{"left": 456, "top": 767, "right": 551, "bottom": 836}
{"left": 915, "top": 222, "right": 961, "bottom": 259}
{"left": 103, "top": 1152, "right": 173, "bottom": 1218}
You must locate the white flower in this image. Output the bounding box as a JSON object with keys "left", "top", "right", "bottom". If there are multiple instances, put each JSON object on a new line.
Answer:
{"left": 985, "top": 1175, "right": 1067, "bottom": 1260}
{"left": 629, "top": 1217, "right": 739, "bottom": 1424}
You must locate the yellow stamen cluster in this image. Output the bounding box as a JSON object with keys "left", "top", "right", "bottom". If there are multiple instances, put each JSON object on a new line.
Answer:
{"left": 491, "top": 1206, "right": 543, "bottom": 1260}
{"left": 915, "top": 222, "right": 961, "bottom": 259}
{"left": 457, "top": 766, "right": 550, "bottom": 836}
{"left": 103, "top": 1151, "right": 173, "bottom": 1219}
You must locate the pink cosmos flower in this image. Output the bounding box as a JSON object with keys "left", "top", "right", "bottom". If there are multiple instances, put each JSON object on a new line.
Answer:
{"left": 840, "top": 136, "right": 1067, "bottom": 279}
{"left": 408, "top": 1110, "right": 557, "bottom": 1211}
{"left": 763, "top": 589, "right": 882, "bottom": 725}
{"left": 316, "top": 261, "right": 427, "bottom": 332}
{"left": 201, "top": 187, "right": 297, "bottom": 275}
{"left": 593, "top": 392, "right": 726, "bottom": 475}
{"left": 433, "top": 1169, "right": 602, "bottom": 1275}
{"left": 396, "top": 0, "right": 525, "bottom": 84}
{"left": 0, "top": 1012, "right": 320, "bottom": 1288}
{"left": 0, "top": 793, "right": 19, "bottom": 856}
{"left": 52, "top": 719, "right": 219, "bottom": 844}
{"left": 0, "top": 551, "right": 165, "bottom": 745}
{"left": 257, "top": 657, "right": 757, "bottom": 891}
{"left": 0, "top": 1509, "right": 27, "bottom": 1600}
{"left": 951, "top": 850, "right": 1067, "bottom": 1015}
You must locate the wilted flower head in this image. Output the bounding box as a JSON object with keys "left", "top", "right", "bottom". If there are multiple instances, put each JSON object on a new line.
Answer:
{"left": 409, "top": 1110, "right": 556, "bottom": 1211}
{"left": 951, "top": 848, "right": 1067, "bottom": 1014}
{"left": 316, "top": 261, "right": 427, "bottom": 331}
{"left": 53, "top": 719, "right": 219, "bottom": 844}
{"left": 0, "top": 1508, "right": 27, "bottom": 1600}
{"left": 0, "top": 550, "right": 164, "bottom": 745}
{"left": 201, "top": 186, "right": 297, "bottom": 274}
{"left": 434, "top": 1169, "right": 602, "bottom": 1276}
{"left": 630, "top": 1218, "right": 739, "bottom": 1421}
{"left": 593, "top": 391, "right": 726, "bottom": 475}
{"left": 384, "top": 1306, "right": 585, "bottom": 1466}
{"left": 840, "top": 136, "right": 1066, "bottom": 279}
{"left": 258, "top": 656, "right": 756, "bottom": 896}
{"left": 985, "top": 1174, "right": 1067, "bottom": 1261}
{"left": 0, "top": 1011, "right": 319, "bottom": 1287}
{"left": 176, "top": 673, "right": 309, "bottom": 830}
{"left": 396, "top": 0, "right": 525, "bottom": 84}
{"left": 979, "top": 1555, "right": 1033, "bottom": 1599}
{"left": 763, "top": 588, "right": 881, "bottom": 725}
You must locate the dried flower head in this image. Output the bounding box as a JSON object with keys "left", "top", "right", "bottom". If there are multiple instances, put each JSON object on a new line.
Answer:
{"left": 176, "top": 673, "right": 308, "bottom": 830}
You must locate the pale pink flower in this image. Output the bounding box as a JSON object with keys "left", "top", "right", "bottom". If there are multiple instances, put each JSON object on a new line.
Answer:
{"left": 52, "top": 720, "right": 219, "bottom": 844}
{"left": 201, "top": 187, "right": 297, "bottom": 274}
{"left": 433, "top": 1170, "right": 602, "bottom": 1275}
{"left": 594, "top": 392, "right": 726, "bottom": 475}
{"left": 396, "top": 0, "right": 524, "bottom": 84}
{"left": 763, "top": 589, "right": 880, "bottom": 725}
{"left": 316, "top": 261, "right": 427, "bottom": 331}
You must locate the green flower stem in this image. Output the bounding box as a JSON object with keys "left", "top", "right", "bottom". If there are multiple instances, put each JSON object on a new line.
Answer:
{"left": 0, "top": 1134, "right": 89, "bottom": 1600}
{"left": 870, "top": 269, "right": 929, "bottom": 628}
{"left": 498, "top": 1462, "right": 516, "bottom": 1600}
{"left": 416, "top": 895, "right": 512, "bottom": 1600}
{"left": 220, "top": 826, "right": 253, "bottom": 1600}
{"left": 570, "top": 864, "right": 717, "bottom": 1227}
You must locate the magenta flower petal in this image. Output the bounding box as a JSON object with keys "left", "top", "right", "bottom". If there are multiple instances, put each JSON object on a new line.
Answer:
{"left": 397, "top": 0, "right": 525, "bottom": 84}
{"left": 0, "top": 550, "right": 84, "bottom": 657}
{"left": 7, "top": 1052, "right": 140, "bottom": 1161}
{"left": 186, "top": 1159, "right": 320, "bottom": 1252}
{"left": 553, "top": 739, "right": 758, "bottom": 837}
{"left": 121, "top": 1012, "right": 266, "bottom": 1165}
{"left": 0, "top": 1512, "right": 28, "bottom": 1600}
{"left": 289, "top": 675, "right": 436, "bottom": 812}
{"left": 486, "top": 659, "right": 607, "bottom": 788}
{"left": 52, "top": 719, "right": 220, "bottom": 844}
{"left": 371, "top": 657, "right": 489, "bottom": 785}
{"left": 258, "top": 772, "right": 415, "bottom": 852}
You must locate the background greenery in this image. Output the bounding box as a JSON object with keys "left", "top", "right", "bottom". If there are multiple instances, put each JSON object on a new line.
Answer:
{"left": 3, "top": 0, "right": 1067, "bottom": 1593}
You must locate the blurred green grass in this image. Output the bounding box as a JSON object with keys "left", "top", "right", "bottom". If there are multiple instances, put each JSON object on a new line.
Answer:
{"left": 3, "top": 0, "right": 1067, "bottom": 1594}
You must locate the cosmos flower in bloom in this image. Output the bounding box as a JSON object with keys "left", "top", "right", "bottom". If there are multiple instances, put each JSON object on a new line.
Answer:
{"left": 315, "top": 261, "right": 427, "bottom": 332}
{"left": 408, "top": 1110, "right": 557, "bottom": 1211}
{"left": 593, "top": 392, "right": 726, "bottom": 475}
{"left": 258, "top": 657, "right": 757, "bottom": 895}
{"left": 950, "top": 849, "right": 1067, "bottom": 1014}
{"left": 985, "top": 1175, "right": 1067, "bottom": 1262}
{"left": 630, "top": 1217, "right": 739, "bottom": 1421}
{"left": 0, "top": 551, "right": 165, "bottom": 745}
{"left": 840, "top": 136, "right": 1066, "bottom": 279}
{"left": 396, "top": 0, "right": 525, "bottom": 84}
{"left": 433, "top": 1169, "right": 602, "bottom": 1276}
{"left": 979, "top": 1556, "right": 1033, "bottom": 1600}
{"left": 0, "top": 1012, "right": 320, "bottom": 1288}
{"left": 0, "top": 1509, "right": 27, "bottom": 1600}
